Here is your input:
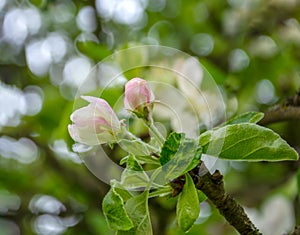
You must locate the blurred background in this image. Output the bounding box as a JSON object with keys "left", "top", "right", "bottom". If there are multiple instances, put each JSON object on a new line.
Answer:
{"left": 1, "top": 0, "right": 300, "bottom": 234}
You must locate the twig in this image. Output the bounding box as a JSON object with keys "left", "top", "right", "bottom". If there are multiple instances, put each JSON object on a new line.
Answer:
{"left": 259, "top": 90, "right": 300, "bottom": 126}
{"left": 290, "top": 226, "right": 300, "bottom": 235}
{"left": 258, "top": 106, "right": 300, "bottom": 126}
{"left": 190, "top": 164, "right": 262, "bottom": 235}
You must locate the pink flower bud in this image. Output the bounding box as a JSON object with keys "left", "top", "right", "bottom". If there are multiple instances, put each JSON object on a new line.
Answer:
{"left": 124, "top": 78, "right": 155, "bottom": 118}
{"left": 68, "top": 96, "right": 121, "bottom": 145}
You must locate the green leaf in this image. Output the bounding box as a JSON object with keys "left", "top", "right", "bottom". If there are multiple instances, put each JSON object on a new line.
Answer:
{"left": 119, "top": 139, "right": 151, "bottom": 156}
{"left": 148, "top": 185, "right": 172, "bottom": 198}
{"left": 134, "top": 155, "right": 160, "bottom": 166}
{"left": 111, "top": 180, "right": 134, "bottom": 203}
{"left": 197, "top": 190, "right": 207, "bottom": 203}
{"left": 102, "top": 187, "right": 134, "bottom": 231}
{"left": 126, "top": 154, "right": 145, "bottom": 171}
{"left": 185, "top": 146, "right": 202, "bottom": 173}
{"left": 200, "top": 123, "right": 298, "bottom": 161}
{"left": 160, "top": 132, "right": 183, "bottom": 166}
{"left": 155, "top": 133, "right": 202, "bottom": 184}
{"left": 120, "top": 155, "right": 149, "bottom": 190}
{"left": 117, "top": 190, "right": 152, "bottom": 235}
{"left": 120, "top": 156, "right": 130, "bottom": 165}
{"left": 225, "top": 112, "right": 264, "bottom": 125}
{"left": 117, "top": 230, "right": 136, "bottom": 235}
{"left": 177, "top": 174, "right": 200, "bottom": 232}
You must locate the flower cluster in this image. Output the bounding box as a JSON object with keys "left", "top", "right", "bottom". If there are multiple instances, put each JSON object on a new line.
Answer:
{"left": 68, "top": 78, "right": 155, "bottom": 145}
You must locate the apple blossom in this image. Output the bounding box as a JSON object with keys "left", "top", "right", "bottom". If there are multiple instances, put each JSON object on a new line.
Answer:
{"left": 124, "top": 78, "right": 155, "bottom": 118}
{"left": 68, "top": 96, "right": 121, "bottom": 145}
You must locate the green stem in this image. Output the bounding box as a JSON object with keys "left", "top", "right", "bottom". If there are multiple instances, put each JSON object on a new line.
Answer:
{"left": 124, "top": 129, "right": 160, "bottom": 153}
{"left": 145, "top": 116, "right": 165, "bottom": 146}
{"left": 148, "top": 185, "right": 172, "bottom": 198}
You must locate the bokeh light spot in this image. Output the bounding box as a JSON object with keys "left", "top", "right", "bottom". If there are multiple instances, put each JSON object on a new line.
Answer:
{"left": 76, "top": 6, "right": 97, "bottom": 32}
{"left": 63, "top": 57, "right": 93, "bottom": 88}
{"left": 0, "top": 136, "right": 39, "bottom": 164}
{"left": 34, "top": 214, "right": 66, "bottom": 235}
{"left": 0, "top": 219, "right": 20, "bottom": 235}
{"left": 26, "top": 40, "right": 52, "bottom": 77}
{"left": 0, "top": 83, "right": 26, "bottom": 128}
{"left": 96, "top": 0, "right": 145, "bottom": 25}
{"left": 29, "top": 195, "right": 66, "bottom": 215}
{"left": 44, "top": 33, "right": 68, "bottom": 63}
{"left": 229, "top": 49, "right": 250, "bottom": 72}
{"left": 2, "top": 7, "right": 41, "bottom": 46}
{"left": 0, "top": 190, "right": 21, "bottom": 214}
{"left": 190, "top": 33, "right": 214, "bottom": 56}
{"left": 255, "top": 79, "right": 277, "bottom": 104}
{"left": 114, "top": 0, "right": 145, "bottom": 25}
{"left": 248, "top": 36, "right": 278, "bottom": 58}
{"left": 24, "top": 86, "right": 44, "bottom": 116}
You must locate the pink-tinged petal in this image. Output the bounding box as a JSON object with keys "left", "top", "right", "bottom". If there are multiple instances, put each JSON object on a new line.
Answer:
{"left": 79, "top": 130, "right": 101, "bottom": 145}
{"left": 68, "top": 124, "right": 80, "bottom": 142}
{"left": 124, "top": 78, "right": 155, "bottom": 114}
{"left": 69, "top": 96, "right": 121, "bottom": 145}
{"left": 81, "top": 95, "right": 99, "bottom": 103}
{"left": 82, "top": 96, "right": 119, "bottom": 122}
{"left": 82, "top": 96, "right": 112, "bottom": 112}
{"left": 69, "top": 124, "right": 103, "bottom": 145}
{"left": 70, "top": 106, "right": 92, "bottom": 124}
{"left": 95, "top": 117, "right": 110, "bottom": 127}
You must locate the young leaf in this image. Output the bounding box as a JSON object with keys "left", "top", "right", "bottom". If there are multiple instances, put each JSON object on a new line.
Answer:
{"left": 197, "top": 190, "right": 207, "bottom": 203}
{"left": 200, "top": 123, "right": 298, "bottom": 161}
{"left": 102, "top": 187, "right": 134, "bottom": 231}
{"left": 134, "top": 155, "right": 160, "bottom": 166}
{"left": 125, "top": 154, "right": 145, "bottom": 171}
{"left": 111, "top": 180, "right": 134, "bottom": 203}
{"left": 185, "top": 146, "right": 202, "bottom": 173}
{"left": 121, "top": 155, "right": 150, "bottom": 190}
{"left": 177, "top": 174, "right": 200, "bottom": 232}
{"left": 225, "top": 112, "right": 264, "bottom": 125}
{"left": 119, "top": 139, "right": 151, "bottom": 156}
{"left": 148, "top": 186, "right": 172, "bottom": 198}
{"left": 117, "top": 190, "right": 152, "bottom": 235}
{"left": 156, "top": 133, "right": 202, "bottom": 184}
{"left": 159, "top": 132, "right": 183, "bottom": 166}
{"left": 120, "top": 155, "right": 130, "bottom": 165}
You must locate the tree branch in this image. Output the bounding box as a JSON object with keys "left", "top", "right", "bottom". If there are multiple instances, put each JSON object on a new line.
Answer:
{"left": 258, "top": 106, "right": 300, "bottom": 126}
{"left": 259, "top": 90, "right": 300, "bottom": 126}
{"left": 189, "top": 164, "right": 262, "bottom": 235}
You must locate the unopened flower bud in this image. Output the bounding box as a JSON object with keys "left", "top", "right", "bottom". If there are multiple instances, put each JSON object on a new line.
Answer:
{"left": 124, "top": 78, "right": 155, "bottom": 119}
{"left": 68, "top": 96, "right": 121, "bottom": 145}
